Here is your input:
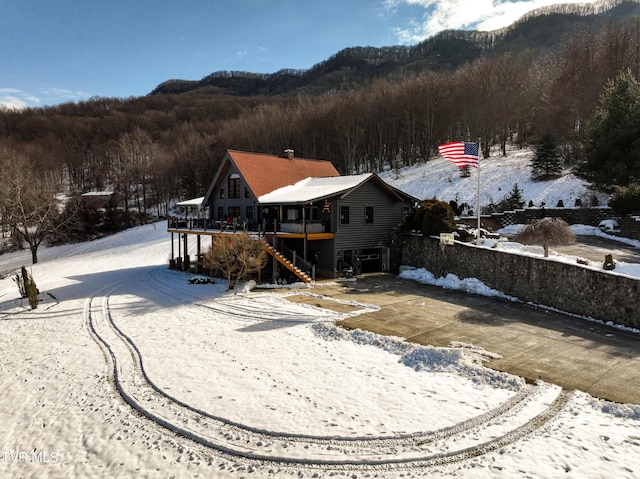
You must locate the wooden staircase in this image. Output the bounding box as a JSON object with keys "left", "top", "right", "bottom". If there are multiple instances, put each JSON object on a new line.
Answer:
{"left": 263, "top": 244, "right": 312, "bottom": 283}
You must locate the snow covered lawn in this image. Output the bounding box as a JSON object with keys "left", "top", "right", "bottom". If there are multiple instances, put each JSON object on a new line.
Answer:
{"left": 1, "top": 222, "right": 639, "bottom": 478}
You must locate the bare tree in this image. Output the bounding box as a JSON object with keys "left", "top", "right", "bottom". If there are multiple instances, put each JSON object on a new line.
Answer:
{"left": 203, "top": 233, "right": 267, "bottom": 289}
{"left": 513, "top": 217, "right": 576, "bottom": 257}
{"left": 0, "top": 143, "right": 69, "bottom": 264}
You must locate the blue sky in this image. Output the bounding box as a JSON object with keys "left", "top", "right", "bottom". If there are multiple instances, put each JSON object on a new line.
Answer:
{"left": 1, "top": 0, "right": 600, "bottom": 109}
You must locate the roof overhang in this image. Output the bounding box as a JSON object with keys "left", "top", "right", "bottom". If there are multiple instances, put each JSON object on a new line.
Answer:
{"left": 176, "top": 196, "right": 205, "bottom": 207}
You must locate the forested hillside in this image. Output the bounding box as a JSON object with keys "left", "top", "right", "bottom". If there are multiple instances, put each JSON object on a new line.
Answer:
{"left": 3, "top": 2, "right": 640, "bottom": 257}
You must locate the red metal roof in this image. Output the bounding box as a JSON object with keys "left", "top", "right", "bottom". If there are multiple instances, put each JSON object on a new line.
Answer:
{"left": 227, "top": 150, "right": 340, "bottom": 198}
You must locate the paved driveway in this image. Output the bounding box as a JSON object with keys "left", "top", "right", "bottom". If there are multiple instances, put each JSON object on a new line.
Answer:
{"left": 553, "top": 235, "right": 640, "bottom": 264}
{"left": 294, "top": 273, "right": 640, "bottom": 405}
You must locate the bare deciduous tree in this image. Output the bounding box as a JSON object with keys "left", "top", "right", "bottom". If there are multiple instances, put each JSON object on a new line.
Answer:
{"left": 513, "top": 217, "right": 576, "bottom": 257}
{"left": 0, "top": 143, "right": 69, "bottom": 264}
{"left": 203, "top": 233, "right": 267, "bottom": 289}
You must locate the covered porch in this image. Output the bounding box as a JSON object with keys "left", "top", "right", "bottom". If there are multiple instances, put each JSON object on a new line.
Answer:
{"left": 166, "top": 219, "right": 333, "bottom": 283}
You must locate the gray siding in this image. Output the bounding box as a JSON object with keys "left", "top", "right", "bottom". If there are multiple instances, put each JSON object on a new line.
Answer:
{"left": 335, "top": 181, "right": 407, "bottom": 252}
{"left": 208, "top": 163, "right": 260, "bottom": 227}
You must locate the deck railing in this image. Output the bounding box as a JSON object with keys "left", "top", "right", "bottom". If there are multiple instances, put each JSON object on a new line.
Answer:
{"left": 168, "top": 217, "right": 247, "bottom": 232}
{"left": 168, "top": 217, "right": 331, "bottom": 234}
{"left": 277, "top": 243, "right": 315, "bottom": 279}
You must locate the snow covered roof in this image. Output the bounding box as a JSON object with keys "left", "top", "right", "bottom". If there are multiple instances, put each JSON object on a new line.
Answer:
{"left": 176, "top": 196, "right": 205, "bottom": 207}
{"left": 258, "top": 173, "right": 374, "bottom": 204}
{"left": 81, "top": 191, "right": 113, "bottom": 197}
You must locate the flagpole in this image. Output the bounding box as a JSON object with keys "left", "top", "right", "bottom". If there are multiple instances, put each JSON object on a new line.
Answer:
{"left": 477, "top": 141, "right": 481, "bottom": 241}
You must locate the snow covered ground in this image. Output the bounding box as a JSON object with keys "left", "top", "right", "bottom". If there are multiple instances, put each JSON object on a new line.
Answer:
{"left": 380, "top": 147, "right": 605, "bottom": 209}
{"left": 1, "top": 222, "right": 639, "bottom": 478}
{"left": 0, "top": 146, "right": 638, "bottom": 477}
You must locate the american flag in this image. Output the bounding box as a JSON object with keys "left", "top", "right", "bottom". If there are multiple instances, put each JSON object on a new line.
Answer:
{"left": 438, "top": 142, "right": 479, "bottom": 168}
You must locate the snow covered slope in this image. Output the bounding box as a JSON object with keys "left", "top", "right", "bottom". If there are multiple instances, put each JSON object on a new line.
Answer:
{"left": 381, "top": 147, "right": 604, "bottom": 209}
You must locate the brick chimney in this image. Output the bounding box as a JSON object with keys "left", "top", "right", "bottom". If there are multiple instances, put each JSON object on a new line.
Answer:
{"left": 283, "top": 149, "right": 294, "bottom": 160}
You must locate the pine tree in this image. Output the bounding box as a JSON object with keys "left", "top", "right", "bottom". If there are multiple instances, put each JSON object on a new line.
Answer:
{"left": 577, "top": 69, "right": 640, "bottom": 191}
{"left": 498, "top": 183, "right": 526, "bottom": 211}
{"left": 531, "top": 132, "right": 562, "bottom": 180}
{"left": 459, "top": 165, "right": 471, "bottom": 178}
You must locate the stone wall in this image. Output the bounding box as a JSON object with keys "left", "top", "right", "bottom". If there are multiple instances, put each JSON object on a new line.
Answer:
{"left": 458, "top": 207, "right": 615, "bottom": 231}
{"left": 458, "top": 206, "right": 640, "bottom": 240}
{"left": 619, "top": 215, "right": 640, "bottom": 240}
{"left": 400, "top": 235, "right": 640, "bottom": 328}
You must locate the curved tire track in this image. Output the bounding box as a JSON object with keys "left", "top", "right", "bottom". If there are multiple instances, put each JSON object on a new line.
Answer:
{"left": 84, "top": 269, "right": 573, "bottom": 470}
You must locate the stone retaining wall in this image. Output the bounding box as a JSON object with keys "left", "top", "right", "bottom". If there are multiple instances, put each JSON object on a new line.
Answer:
{"left": 619, "top": 215, "right": 640, "bottom": 240}
{"left": 458, "top": 207, "right": 614, "bottom": 230}
{"left": 458, "top": 206, "right": 640, "bottom": 240}
{"left": 399, "top": 235, "right": 639, "bottom": 328}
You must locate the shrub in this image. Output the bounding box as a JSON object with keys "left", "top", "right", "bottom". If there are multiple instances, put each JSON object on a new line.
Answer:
{"left": 203, "top": 233, "right": 267, "bottom": 289}
{"left": 14, "top": 266, "right": 39, "bottom": 309}
{"left": 397, "top": 199, "right": 456, "bottom": 237}
{"left": 513, "top": 217, "right": 576, "bottom": 257}
{"left": 609, "top": 183, "right": 640, "bottom": 215}
{"left": 420, "top": 199, "right": 456, "bottom": 236}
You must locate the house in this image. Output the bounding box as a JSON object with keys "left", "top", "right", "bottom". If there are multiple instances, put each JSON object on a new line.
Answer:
{"left": 204, "top": 149, "right": 340, "bottom": 230}
{"left": 167, "top": 149, "right": 417, "bottom": 280}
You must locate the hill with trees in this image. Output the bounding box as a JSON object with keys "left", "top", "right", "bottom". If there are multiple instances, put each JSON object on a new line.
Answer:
{"left": 3, "top": 0, "right": 640, "bottom": 257}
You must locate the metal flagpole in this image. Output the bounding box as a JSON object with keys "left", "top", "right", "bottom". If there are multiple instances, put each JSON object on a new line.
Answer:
{"left": 477, "top": 141, "right": 481, "bottom": 241}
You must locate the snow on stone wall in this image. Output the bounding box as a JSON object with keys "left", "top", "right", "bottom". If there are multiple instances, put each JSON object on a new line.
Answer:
{"left": 400, "top": 236, "right": 640, "bottom": 328}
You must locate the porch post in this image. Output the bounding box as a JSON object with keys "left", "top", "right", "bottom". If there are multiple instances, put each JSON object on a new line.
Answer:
{"left": 183, "top": 233, "right": 189, "bottom": 271}
{"left": 197, "top": 235, "right": 201, "bottom": 273}
{"left": 303, "top": 205, "right": 307, "bottom": 262}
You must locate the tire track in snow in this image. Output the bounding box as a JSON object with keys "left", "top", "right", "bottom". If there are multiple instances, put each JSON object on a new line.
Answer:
{"left": 85, "top": 269, "right": 574, "bottom": 470}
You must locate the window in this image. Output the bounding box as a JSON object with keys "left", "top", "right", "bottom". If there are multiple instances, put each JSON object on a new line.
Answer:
{"left": 228, "top": 174, "right": 240, "bottom": 199}
{"left": 245, "top": 187, "right": 250, "bottom": 199}
{"left": 219, "top": 188, "right": 224, "bottom": 199}
{"left": 228, "top": 206, "right": 240, "bottom": 219}
{"left": 340, "top": 206, "right": 350, "bottom": 225}
{"left": 217, "top": 206, "right": 224, "bottom": 220}
{"left": 365, "top": 206, "right": 374, "bottom": 224}
{"left": 245, "top": 206, "right": 253, "bottom": 221}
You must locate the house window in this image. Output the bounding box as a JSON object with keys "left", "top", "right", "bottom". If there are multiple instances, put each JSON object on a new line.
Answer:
{"left": 245, "top": 206, "right": 253, "bottom": 222}
{"left": 219, "top": 188, "right": 224, "bottom": 199}
{"left": 228, "top": 206, "right": 240, "bottom": 219}
{"left": 228, "top": 174, "right": 240, "bottom": 199}
{"left": 245, "top": 187, "right": 250, "bottom": 199}
{"left": 365, "top": 206, "right": 374, "bottom": 224}
{"left": 340, "top": 206, "right": 350, "bottom": 225}
{"left": 217, "top": 206, "right": 224, "bottom": 220}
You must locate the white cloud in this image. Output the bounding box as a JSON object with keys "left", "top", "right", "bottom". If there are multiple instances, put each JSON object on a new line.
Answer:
{"left": 42, "top": 88, "right": 91, "bottom": 103}
{"left": 0, "top": 88, "right": 40, "bottom": 110}
{"left": 391, "top": 0, "right": 602, "bottom": 44}
{"left": 0, "top": 86, "right": 92, "bottom": 109}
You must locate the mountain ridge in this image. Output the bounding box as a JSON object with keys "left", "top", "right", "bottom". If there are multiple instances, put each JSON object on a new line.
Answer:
{"left": 150, "top": 0, "right": 640, "bottom": 97}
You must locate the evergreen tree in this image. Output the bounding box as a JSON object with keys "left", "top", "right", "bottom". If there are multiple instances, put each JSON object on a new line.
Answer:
{"left": 577, "top": 69, "right": 640, "bottom": 191}
{"left": 531, "top": 132, "right": 562, "bottom": 180}
{"left": 497, "top": 183, "right": 526, "bottom": 211}
{"left": 609, "top": 183, "right": 640, "bottom": 215}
